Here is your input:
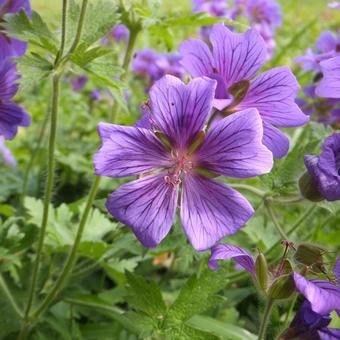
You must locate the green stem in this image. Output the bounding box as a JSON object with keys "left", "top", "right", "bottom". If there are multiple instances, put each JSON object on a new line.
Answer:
{"left": 258, "top": 299, "right": 274, "bottom": 340}
{"left": 31, "top": 177, "right": 101, "bottom": 320}
{"left": 273, "top": 196, "right": 304, "bottom": 204}
{"left": 228, "top": 183, "right": 266, "bottom": 197}
{"left": 0, "top": 274, "right": 23, "bottom": 318}
{"left": 30, "top": 24, "right": 141, "bottom": 323}
{"left": 265, "top": 203, "right": 289, "bottom": 240}
{"left": 20, "top": 113, "right": 49, "bottom": 211}
{"left": 24, "top": 73, "right": 61, "bottom": 320}
{"left": 55, "top": 0, "right": 68, "bottom": 65}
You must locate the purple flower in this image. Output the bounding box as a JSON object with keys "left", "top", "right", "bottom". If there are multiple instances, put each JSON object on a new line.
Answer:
{"left": 0, "top": 60, "right": 30, "bottom": 140}
{"left": 284, "top": 301, "right": 340, "bottom": 340}
{"left": 0, "top": 0, "right": 31, "bottom": 59}
{"left": 70, "top": 75, "right": 88, "bottom": 92}
{"left": 192, "top": 0, "right": 228, "bottom": 17}
{"left": 328, "top": 1, "right": 340, "bottom": 9}
{"left": 0, "top": 136, "right": 16, "bottom": 167}
{"left": 94, "top": 76, "right": 273, "bottom": 251}
{"left": 132, "top": 49, "right": 184, "bottom": 88}
{"left": 296, "top": 31, "right": 340, "bottom": 72}
{"left": 316, "top": 57, "right": 340, "bottom": 99}
{"left": 101, "top": 24, "right": 129, "bottom": 45}
{"left": 179, "top": 23, "right": 308, "bottom": 158}
{"left": 208, "top": 243, "right": 255, "bottom": 274}
{"left": 304, "top": 133, "right": 340, "bottom": 201}
{"left": 90, "top": 89, "right": 101, "bottom": 101}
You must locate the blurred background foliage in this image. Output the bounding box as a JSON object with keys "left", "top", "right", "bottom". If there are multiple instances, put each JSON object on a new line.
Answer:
{"left": 0, "top": 0, "right": 339, "bottom": 339}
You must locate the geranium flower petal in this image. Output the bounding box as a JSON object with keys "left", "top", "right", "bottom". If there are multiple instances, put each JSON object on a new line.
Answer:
{"left": 94, "top": 123, "right": 172, "bottom": 178}
{"left": 293, "top": 273, "right": 340, "bottom": 316}
{"left": 0, "top": 61, "right": 19, "bottom": 100}
{"left": 179, "top": 39, "right": 215, "bottom": 77}
{"left": 237, "top": 66, "right": 309, "bottom": 127}
{"left": 106, "top": 174, "right": 178, "bottom": 248}
{"left": 180, "top": 174, "right": 254, "bottom": 251}
{"left": 209, "top": 23, "right": 266, "bottom": 88}
{"left": 149, "top": 75, "right": 216, "bottom": 149}
{"left": 196, "top": 108, "right": 273, "bottom": 178}
{"left": 316, "top": 57, "right": 340, "bottom": 99}
{"left": 0, "top": 101, "right": 30, "bottom": 140}
{"left": 262, "top": 121, "right": 290, "bottom": 159}
{"left": 208, "top": 243, "right": 255, "bottom": 274}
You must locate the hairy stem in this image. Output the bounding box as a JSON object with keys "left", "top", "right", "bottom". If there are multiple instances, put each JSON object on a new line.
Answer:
{"left": 258, "top": 299, "right": 274, "bottom": 340}
{"left": 228, "top": 183, "right": 266, "bottom": 197}
{"left": 30, "top": 25, "right": 140, "bottom": 323}
{"left": 265, "top": 203, "right": 289, "bottom": 240}
{"left": 0, "top": 274, "right": 23, "bottom": 318}
{"left": 24, "top": 73, "right": 61, "bottom": 319}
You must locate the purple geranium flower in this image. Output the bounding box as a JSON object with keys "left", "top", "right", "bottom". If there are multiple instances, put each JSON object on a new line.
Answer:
{"left": 0, "top": 0, "right": 31, "bottom": 59}
{"left": 180, "top": 23, "right": 308, "bottom": 158}
{"left": 101, "top": 24, "right": 129, "bottom": 45}
{"left": 0, "top": 136, "right": 16, "bottom": 167}
{"left": 316, "top": 56, "right": 340, "bottom": 99}
{"left": 304, "top": 133, "right": 340, "bottom": 201}
{"left": 70, "top": 75, "right": 88, "bottom": 92}
{"left": 94, "top": 76, "right": 273, "bottom": 251}
{"left": 132, "top": 49, "right": 184, "bottom": 88}
{"left": 192, "top": 0, "right": 228, "bottom": 17}
{"left": 0, "top": 60, "right": 30, "bottom": 140}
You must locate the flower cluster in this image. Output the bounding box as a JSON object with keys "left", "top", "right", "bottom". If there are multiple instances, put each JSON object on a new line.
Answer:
{"left": 192, "top": 0, "right": 282, "bottom": 59}
{"left": 180, "top": 23, "right": 308, "bottom": 158}
{"left": 0, "top": 0, "right": 31, "bottom": 166}
{"left": 209, "top": 242, "right": 340, "bottom": 339}
{"left": 296, "top": 31, "right": 340, "bottom": 127}
{"left": 132, "top": 49, "right": 185, "bottom": 89}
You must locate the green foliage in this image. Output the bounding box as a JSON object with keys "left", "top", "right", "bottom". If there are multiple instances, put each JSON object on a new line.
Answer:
{"left": 4, "top": 10, "right": 58, "bottom": 54}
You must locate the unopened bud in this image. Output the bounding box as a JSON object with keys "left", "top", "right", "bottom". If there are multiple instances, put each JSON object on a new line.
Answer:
{"left": 281, "top": 259, "right": 294, "bottom": 275}
{"left": 268, "top": 274, "right": 295, "bottom": 300}
{"left": 294, "top": 243, "right": 325, "bottom": 268}
{"left": 298, "top": 172, "right": 323, "bottom": 202}
{"left": 255, "top": 252, "right": 269, "bottom": 291}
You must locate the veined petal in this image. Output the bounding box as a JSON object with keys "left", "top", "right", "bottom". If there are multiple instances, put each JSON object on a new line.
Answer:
{"left": 262, "top": 121, "right": 290, "bottom": 159}
{"left": 293, "top": 273, "right": 340, "bottom": 315}
{"left": 318, "top": 328, "right": 340, "bottom": 340}
{"left": 237, "top": 66, "right": 309, "bottom": 127}
{"left": 179, "top": 39, "right": 215, "bottom": 77}
{"left": 106, "top": 174, "right": 178, "bottom": 248}
{"left": 196, "top": 109, "right": 273, "bottom": 178}
{"left": 316, "top": 57, "right": 340, "bottom": 99}
{"left": 0, "top": 61, "right": 19, "bottom": 100}
{"left": 149, "top": 75, "right": 216, "bottom": 149}
{"left": 94, "top": 123, "right": 171, "bottom": 178}
{"left": 208, "top": 243, "right": 255, "bottom": 274}
{"left": 210, "top": 23, "right": 266, "bottom": 88}
{"left": 180, "top": 174, "right": 254, "bottom": 251}
{"left": 0, "top": 101, "right": 30, "bottom": 140}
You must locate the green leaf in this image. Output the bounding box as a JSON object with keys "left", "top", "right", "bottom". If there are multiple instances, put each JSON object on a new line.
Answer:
{"left": 4, "top": 10, "right": 58, "bottom": 53}
{"left": 125, "top": 271, "right": 166, "bottom": 321}
{"left": 187, "top": 315, "right": 257, "bottom": 340}
{"left": 81, "top": 0, "right": 118, "bottom": 47}
{"left": 163, "top": 324, "right": 219, "bottom": 340}
{"left": 15, "top": 54, "right": 52, "bottom": 91}
{"left": 165, "top": 268, "right": 227, "bottom": 325}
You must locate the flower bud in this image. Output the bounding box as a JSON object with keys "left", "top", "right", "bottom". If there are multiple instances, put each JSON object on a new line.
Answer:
{"left": 298, "top": 171, "right": 324, "bottom": 202}
{"left": 281, "top": 259, "right": 294, "bottom": 275}
{"left": 293, "top": 243, "right": 325, "bottom": 268}
{"left": 255, "top": 252, "right": 269, "bottom": 291}
{"left": 267, "top": 274, "right": 295, "bottom": 300}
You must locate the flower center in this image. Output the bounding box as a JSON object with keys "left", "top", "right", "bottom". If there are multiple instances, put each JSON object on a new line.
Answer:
{"left": 164, "top": 151, "right": 194, "bottom": 188}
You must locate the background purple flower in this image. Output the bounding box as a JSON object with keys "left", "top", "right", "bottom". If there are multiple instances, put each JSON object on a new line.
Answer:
{"left": 101, "top": 24, "right": 130, "bottom": 45}
{"left": 0, "top": 0, "right": 31, "bottom": 59}
{"left": 304, "top": 133, "right": 340, "bottom": 201}
{"left": 132, "top": 49, "right": 184, "bottom": 88}
{"left": 0, "top": 60, "right": 30, "bottom": 140}
{"left": 0, "top": 136, "right": 16, "bottom": 167}
{"left": 192, "top": 0, "right": 228, "bottom": 17}
{"left": 180, "top": 23, "right": 308, "bottom": 158}
{"left": 70, "top": 75, "right": 88, "bottom": 92}
{"left": 316, "top": 56, "right": 340, "bottom": 99}
{"left": 94, "top": 75, "right": 273, "bottom": 251}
